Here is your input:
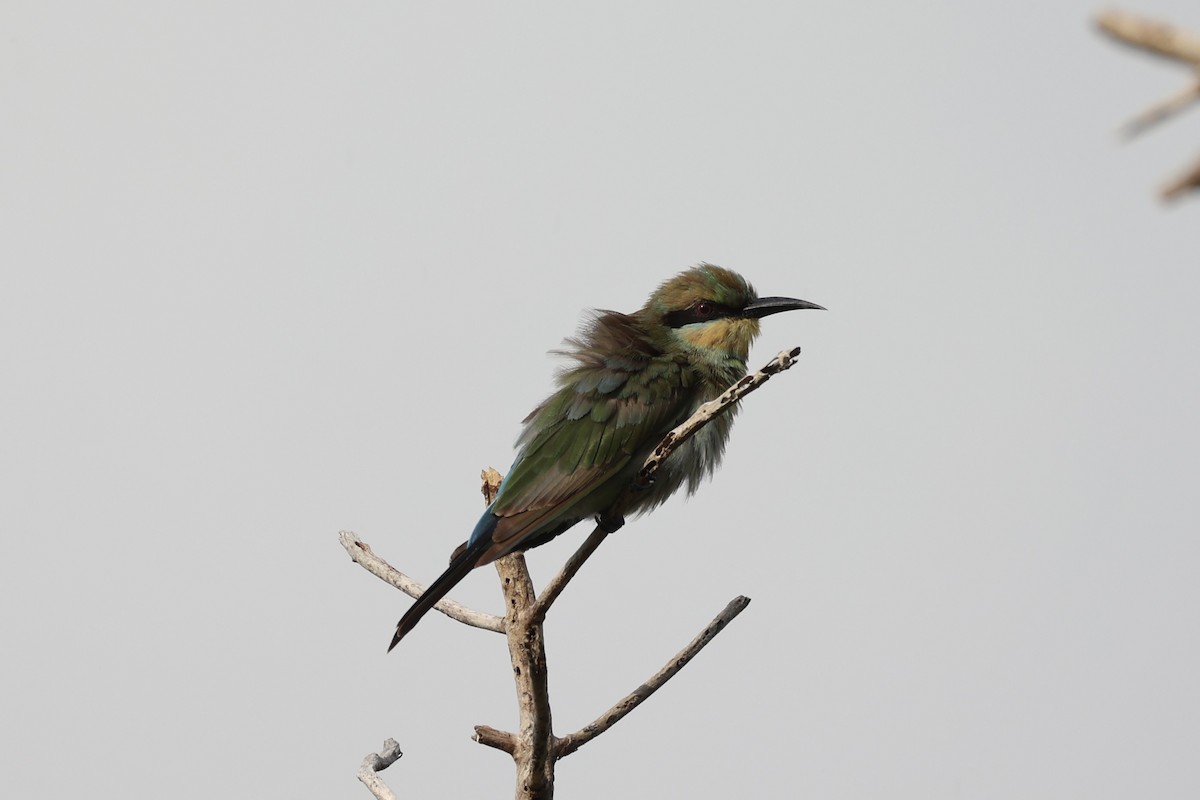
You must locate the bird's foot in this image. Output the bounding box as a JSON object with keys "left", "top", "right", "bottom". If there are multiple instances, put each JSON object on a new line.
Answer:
{"left": 597, "top": 512, "right": 625, "bottom": 534}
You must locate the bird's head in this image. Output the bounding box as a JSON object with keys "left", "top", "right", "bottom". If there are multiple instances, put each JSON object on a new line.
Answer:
{"left": 640, "top": 264, "right": 824, "bottom": 368}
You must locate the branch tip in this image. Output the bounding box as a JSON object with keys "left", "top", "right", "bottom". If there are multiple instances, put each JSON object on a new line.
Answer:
{"left": 555, "top": 594, "right": 753, "bottom": 759}
{"left": 339, "top": 530, "right": 506, "bottom": 633}
{"left": 357, "top": 739, "right": 403, "bottom": 800}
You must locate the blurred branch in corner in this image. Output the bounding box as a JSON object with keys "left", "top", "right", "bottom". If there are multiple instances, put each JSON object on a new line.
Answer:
{"left": 1095, "top": 8, "right": 1200, "bottom": 201}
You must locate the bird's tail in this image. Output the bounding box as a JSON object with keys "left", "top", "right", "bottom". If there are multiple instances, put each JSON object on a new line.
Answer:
{"left": 387, "top": 533, "right": 492, "bottom": 652}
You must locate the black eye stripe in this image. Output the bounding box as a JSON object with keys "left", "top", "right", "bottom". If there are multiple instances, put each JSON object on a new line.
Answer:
{"left": 663, "top": 303, "right": 737, "bottom": 328}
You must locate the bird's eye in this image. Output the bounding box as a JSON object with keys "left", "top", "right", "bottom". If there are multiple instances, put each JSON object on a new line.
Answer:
{"left": 663, "top": 301, "right": 724, "bottom": 328}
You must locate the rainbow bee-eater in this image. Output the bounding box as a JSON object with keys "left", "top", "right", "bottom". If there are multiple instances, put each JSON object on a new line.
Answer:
{"left": 389, "top": 264, "right": 822, "bottom": 650}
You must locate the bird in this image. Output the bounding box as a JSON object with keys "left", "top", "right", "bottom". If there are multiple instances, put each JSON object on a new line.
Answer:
{"left": 389, "top": 263, "right": 823, "bottom": 651}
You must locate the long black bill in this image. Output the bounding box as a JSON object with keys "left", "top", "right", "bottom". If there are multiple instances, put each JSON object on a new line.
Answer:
{"left": 742, "top": 296, "right": 826, "bottom": 319}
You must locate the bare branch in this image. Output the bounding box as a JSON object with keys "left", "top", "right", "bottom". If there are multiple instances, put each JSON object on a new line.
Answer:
{"left": 357, "top": 739, "right": 403, "bottom": 800}
{"left": 528, "top": 347, "right": 803, "bottom": 622}
{"left": 495, "top": 554, "right": 556, "bottom": 798}
{"left": 1097, "top": 9, "right": 1200, "bottom": 63}
{"left": 635, "top": 346, "right": 803, "bottom": 489}
{"left": 339, "top": 531, "right": 505, "bottom": 633}
{"left": 1095, "top": 11, "right": 1200, "bottom": 199}
{"left": 473, "top": 725, "right": 517, "bottom": 754}
{"left": 1120, "top": 79, "right": 1200, "bottom": 138}
{"left": 530, "top": 525, "right": 611, "bottom": 621}
{"left": 528, "top": 347, "right": 802, "bottom": 621}
{"left": 1161, "top": 152, "right": 1200, "bottom": 200}
{"left": 555, "top": 596, "right": 752, "bottom": 759}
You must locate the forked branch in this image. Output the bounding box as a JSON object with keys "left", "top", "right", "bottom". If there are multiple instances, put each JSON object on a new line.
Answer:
{"left": 347, "top": 346, "right": 807, "bottom": 799}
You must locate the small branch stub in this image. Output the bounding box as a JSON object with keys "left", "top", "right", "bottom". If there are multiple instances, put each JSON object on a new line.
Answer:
{"left": 482, "top": 467, "right": 503, "bottom": 504}
{"left": 474, "top": 724, "right": 517, "bottom": 754}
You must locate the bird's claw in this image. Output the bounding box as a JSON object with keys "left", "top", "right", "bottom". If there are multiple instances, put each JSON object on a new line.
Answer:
{"left": 597, "top": 512, "right": 625, "bottom": 533}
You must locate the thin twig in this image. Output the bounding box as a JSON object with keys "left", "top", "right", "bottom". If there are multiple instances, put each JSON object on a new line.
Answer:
{"left": 1096, "top": 9, "right": 1200, "bottom": 63}
{"left": 1121, "top": 79, "right": 1200, "bottom": 139}
{"left": 357, "top": 739, "right": 403, "bottom": 800}
{"left": 339, "top": 531, "right": 505, "bottom": 633}
{"left": 555, "top": 596, "right": 752, "bottom": 759}
{"left": 1161, "top": 152, "right": 1200, "bottom": 200}
{"left": 635, "top": 346, "right": 803, "bottom": 489}
{"left": 528, "top": 347, "right": 802, "bottom": 622}
{"left": 530, "top": 525, "right": 611, "bottom": 621}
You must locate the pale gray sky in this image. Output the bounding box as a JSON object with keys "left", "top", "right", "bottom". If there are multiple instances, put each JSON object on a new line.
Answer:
{"left": 3, "top": 2, "right": 1199, "bottom": 798}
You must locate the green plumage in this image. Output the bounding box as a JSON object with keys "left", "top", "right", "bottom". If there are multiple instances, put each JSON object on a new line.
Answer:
{"left": 482, "top": 305, "right": 724, "bottom": 564}
{"left": 388, "top": 263, "right": 823, "bottom": 650}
